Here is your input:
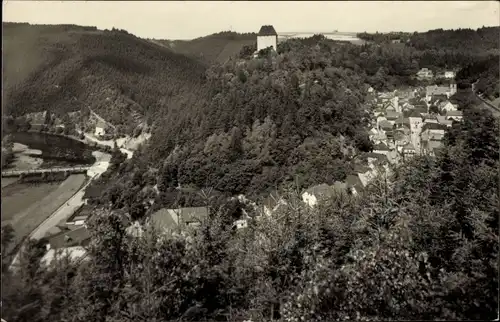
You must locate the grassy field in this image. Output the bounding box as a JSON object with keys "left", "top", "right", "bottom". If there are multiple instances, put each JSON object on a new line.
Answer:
{"left": 1, "top": 177, "right": 19, "bottom": 188}
{"left": 2, "top": 174, "right": 87, "bottom": 254}
{"left": 1, "top": 181, "right": 63, "bottom": 222}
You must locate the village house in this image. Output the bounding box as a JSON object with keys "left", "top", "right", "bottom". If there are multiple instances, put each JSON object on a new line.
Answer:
{"left": 41, "top": 226, "right": 90, "bottom": 267}
{"left": 45, "top": 226, "right": 90, "bottom": 251}
{"left": 25, "top": 110, "right": 50, "bottom": 131}
{"left": 444, "top": 71, "right": 456, "bottom": 79}
{"left": 438, "top": 100, "right": 458, "bottom": 113}
{"left": 301, "top": 183, "right": 342, "bottom": 208}
{"left": 346, "top": 174, "right": 364, "bottom": 196}
{"left": 65, "top": 205, "right": 93, "bottom": 227}
{"left": 446, "top": 110, "right": 463, "bottom": 122}
{"left": 421, "top": 131, "right": 445, "bottom": 156}
{"left": 416, "top": 68, "right": 434, "bottom": 80}
{"left": 435, "top": 115, "right": 454, "bottom": 127}
{"left": 256, "top": 25, "right": 278, "bottom": 52}
{"left": 425, "top": 83, "right": 457, "bottom": 102}
{"left": 263, "top": 191, "right": 288, "bottom": 217}
{"left": 94, "top": 119, "right": 107, "bottom": 137}
{"left": 372, "top": 142, "right": 391, "bottom": 156}
{"left": 402, "top": 143, "right": 417, "bottom": 159}
{"left": 390, "top": 96, "right": 400, "bottom": 112}
{"left": 378, "top": 119, "right": 393, "bottom": 132}
{"left": 150, "top": 206, "right": 209, "bottom": 233}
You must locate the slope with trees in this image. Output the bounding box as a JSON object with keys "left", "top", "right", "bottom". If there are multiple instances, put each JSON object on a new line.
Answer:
{"left": 3, "top": 22, "right": 207, "bottom": 134}
{"left": 1, "top": 96, "right": 497, "bottom": 322}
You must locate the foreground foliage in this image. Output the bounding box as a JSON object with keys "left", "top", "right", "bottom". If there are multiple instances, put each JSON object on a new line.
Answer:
{"left": 2, "top": 101, "right": 498, "bottom": 321}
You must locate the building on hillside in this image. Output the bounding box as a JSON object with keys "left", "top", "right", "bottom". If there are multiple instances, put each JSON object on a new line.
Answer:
{"left": 257, "top": 25, "right": 278, "bottom": 52}
{"left": 421, "top": 131, "right": 445, "bottom": 156}
{"left": 446, "top": 110, "right": 463, "bottom": 122}
{"left": 302, "top": 183, "right": 339, "bottom": 208}
{"left": 262, "top": 191, "right": 288, "bottom": 217}
{"left": 416, "top": 68, "right": 434, "bottom": 80}
{"left": 26, "top": 111, "right": 50, "bottom": 131}
{"left": 438, "top": 100, "right": 458, "bottom": 113}
{"left": 391, "top": 96, "right": 400, "bottom": 112}
{"left": 46, "top": 226, "right": 91, "bottom": 251}
{"left": 386, "top": 111, "right": 402, "bottom": 124}
{"left": 373, "top": 142, "right": 391, "bottom": 155}
{"left": 444, "top": 71, "right": 456, "bottom": 79}
{"left": 425, "top": 84, "right": 457, "bottom": 102}
{"left": 346, "top": 175, "right": 364, "bottom": 195}
{"left": 95, "top": 119, "right": 107, "bottom": 137}
{"left": 65, "top": 205, "right": 93, "bottom": 227}
{"left": 146, "top": 206, "right": 209, "bottom": 234}
{"left": 435, "top": 115, "right": 453, "bottom": 127}
{"left": 41, "top": 246, "right": 88, "bottom": 268}
{"left": 402, "top": 143, "right": 416, "bottom": 159}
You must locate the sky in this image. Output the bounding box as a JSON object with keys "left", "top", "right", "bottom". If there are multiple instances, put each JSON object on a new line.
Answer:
{"left": 3, "top": 1, "right": 499, "bottom": 39}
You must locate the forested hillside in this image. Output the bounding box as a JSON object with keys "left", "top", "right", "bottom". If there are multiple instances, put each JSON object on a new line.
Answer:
{"left": 153, "top": 31, "right": 257, "bottom": 64}
{"left": 84, "top": 29, "right": 500, "bottom": 214}
{"left": 456, "top": 55, "right": 499, "bottom": 100}
{"left": 3, "top": 22, "right": 207, "bottom": 134}
{"left": 2, "top": 22, "right": 499, "bottom": 322}
{"left": 2, "top": 95, "right": 498, "bottom": 322}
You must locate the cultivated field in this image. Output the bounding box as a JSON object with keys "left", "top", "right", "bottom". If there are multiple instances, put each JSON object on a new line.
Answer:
{"left": 1, "top": 177, "right": 19, "bottom": 188}
{"left": 2, "top": 174, "right": 87, "bottom": 254}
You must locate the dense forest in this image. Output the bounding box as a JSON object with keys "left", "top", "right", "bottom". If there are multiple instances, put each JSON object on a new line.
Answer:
{"left": 91, "top": 27, "right": 499, "bottom": 210}
{"left": 2, "top": 24, "right": 499, "bottom": 321}
{"left": 455, "top": 55, "right": 499, "bottom": 99}
{"left": 1, "top": 94, "right": 498, "bottom": 321}
{"left": 3, "top": 22, "right": 207, "bottom": 134}
{"left": 154, "top": 31, "right": 258, "bottom": 64}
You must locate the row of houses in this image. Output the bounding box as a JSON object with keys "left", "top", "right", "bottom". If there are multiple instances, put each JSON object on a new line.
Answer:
{"left": 368, "top": 83, "right": 463, "bottom": 161}
{"left": 416, "top": 68, "right": 457, "bottom": 81}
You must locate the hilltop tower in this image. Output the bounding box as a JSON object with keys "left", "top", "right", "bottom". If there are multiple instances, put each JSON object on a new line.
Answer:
{"left": 257, "top": 25, "right": 278, "bottom": 52}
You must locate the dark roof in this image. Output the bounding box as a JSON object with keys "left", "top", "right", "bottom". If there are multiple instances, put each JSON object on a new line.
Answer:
{"left": 345, "top": 175, "right": 364, "bottom": 192}
{"left": 379, "top": 120, "right": 393, "bottom": 129}
{"left": 258, "top": 25, "right": 278, "bottom": 36}
{"left": 408, "top": 109, "right": 425, "bottom": 118}
{"left": 150, "top": 206, "right": 209, "bottom": 232}
{"left": 365, "top": 152, "right": 389, "bottom": 163}
{"left": 403, "top": 143, "right": 416, "bottom": 151}
{"left": 304, "top": 184, "right": 336, "bottom": 198}
{"left": 421, "top": 122, "right": 448, "bottom": 132}
{"left": 354, "top": 164, "right": 372, "bottom": 173}
{"left": 446, "top": 110, "right": 463, "bottom": 117}
{"left": 48, "top": 226, "right": 90, "bottom": 249}
{"left": 386, "top": 111, "right": 402, "bottom": 120}
{"left": 431, "top": 94, "right": 448, "bottom": 103}
{"left": 66, "top": 205, "right": 93, "bottom": 223}
{"left": 373, "top": 142, "right": 390, "bottom": 151}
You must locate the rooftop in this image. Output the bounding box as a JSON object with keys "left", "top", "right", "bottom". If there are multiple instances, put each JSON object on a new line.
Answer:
{"left": 258, "top": 25, "right": 278, "bottom": 36}
{"left": 304, "top": 183, "right": 336, "bottom": 199}
{"left": 149, "top": 206, "right": 209, "bottom": 232}
{"left": 373, "top": 142, "right": 390, "bottom": 151}
{"left": 446, "top": 110, "right": 463, "bottom": 117}
{"left": 47, "top": 226, "right": 90, "bottom": 249}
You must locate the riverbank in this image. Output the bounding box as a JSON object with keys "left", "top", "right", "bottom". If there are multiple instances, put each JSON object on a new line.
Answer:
{"left": 8, "top": 150, "right": 111, "bottom": 270}
{"left": 2, "top": 174, "right": 87, "bottom": 256}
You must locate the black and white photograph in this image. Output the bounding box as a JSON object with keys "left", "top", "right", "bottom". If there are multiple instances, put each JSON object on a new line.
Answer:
{"left": 1, "top": 1, "right": 499, "bottom": 321}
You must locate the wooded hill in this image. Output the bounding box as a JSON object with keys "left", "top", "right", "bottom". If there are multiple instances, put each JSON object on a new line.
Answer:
{"left": 152, "top": 31, "right": 257, "bottom": 64}
{"left": 3, "top": 22, "right": 207, "bottom": 134}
